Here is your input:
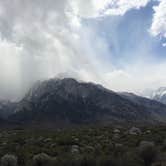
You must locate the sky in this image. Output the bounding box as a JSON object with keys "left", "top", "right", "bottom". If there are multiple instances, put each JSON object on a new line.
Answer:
{"left": 0, "top": 0, "right": 166, "bottom": 101}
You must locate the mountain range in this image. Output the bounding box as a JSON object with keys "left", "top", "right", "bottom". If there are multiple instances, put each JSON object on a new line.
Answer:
{"left": 1, "top": 78, "right": 166, "bottom": 127}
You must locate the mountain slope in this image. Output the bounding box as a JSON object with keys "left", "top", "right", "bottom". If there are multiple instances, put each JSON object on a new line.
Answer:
{"left": 119, "top": 92, "right": 166, "bottom": 122}
{"left": 0, "top": 100, "right": 17, "bottom": 119}
{"left": 8, "top": 78, "right": 166, "bottom": 125}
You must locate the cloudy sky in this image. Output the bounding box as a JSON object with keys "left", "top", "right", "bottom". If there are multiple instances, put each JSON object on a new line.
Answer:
{"left": 0, "top": 0, "right": 166, "bottom": 100}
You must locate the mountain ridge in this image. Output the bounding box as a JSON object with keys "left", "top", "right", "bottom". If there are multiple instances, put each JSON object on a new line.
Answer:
{"left": 1, "top": 78, "right": 166, "bottom": 127}
{"left": 7, "top": 78, "right": 166, "bottom": 126}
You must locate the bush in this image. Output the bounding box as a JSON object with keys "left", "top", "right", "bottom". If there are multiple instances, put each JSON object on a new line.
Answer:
{"left": 1, "top": 154, "right": 18, "bottom": 166}
{"left": 81, "top": 156, "right": 96, "bottom": 166}
{"left": 33, "top": 153, "right": 52, "bottom": 166}
{"left": 139, "top": 141, "right": 157, "bottom": 166}
{"left": 97, "top": 155, "right": 116, "bottom": 166}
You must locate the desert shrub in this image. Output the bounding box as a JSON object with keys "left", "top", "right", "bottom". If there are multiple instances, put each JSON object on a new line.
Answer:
{"left": 81, "top": 155, "right": 96, "bottom": 166}
{"left": 54, "top": 157, "right": 82, "bottom": 166}
{"left": 113, "top": 144, "right": 125, "bottom": 157}
{"left": 119, "top": 152, "right": 144, "bottom": 166}
{"left": 32, "top": 153, "right": 52, "bottom": 166}
{"left": 139, "top": 141, "right": 157, "bottom": 166}
{"left": 1, "top": 154, "right": 17, "bottom": 166}
{"left": 97, "top": 155, "right": 117, "bottom": 166}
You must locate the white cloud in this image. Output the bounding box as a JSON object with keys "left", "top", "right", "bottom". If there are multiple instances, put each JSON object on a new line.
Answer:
{"left": 150, "top": 0, "right": 166, "bottom": 42}
{"left": 102, "top": 0, "right": 151, "bottom": 16}
{"left": 69, "top": 0, "right": 151, "bottom": 18}
{"left": 101, "top": 62, "right": 166, "bottom": 93}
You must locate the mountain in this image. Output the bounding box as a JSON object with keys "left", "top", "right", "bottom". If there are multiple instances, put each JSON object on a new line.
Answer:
{"left": 0, "top": 100, "right": 17, "bottom": 119}
{"left": 0, "top": 100, "right": 18, "bottom": 127}
{"left": 151, "top": 87, "right": 166, "bottom": 105}
{"left": 8, "top": 78, "right": 166, "bottom": 126}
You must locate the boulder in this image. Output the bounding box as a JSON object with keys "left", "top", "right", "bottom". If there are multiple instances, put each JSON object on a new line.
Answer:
{"left": 71, "top": 145, "right": 80, "bottom": 154}
{"left": 129, "top": 127, "right": 142, "bottom": 135}
{"left": 113, "top": 129, "right": 121, "bottom": 134}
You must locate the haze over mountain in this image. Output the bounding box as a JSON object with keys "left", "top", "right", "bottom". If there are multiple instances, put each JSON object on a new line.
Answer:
{"left": 148, "top": 87, "right": 166, "bottom": 105}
